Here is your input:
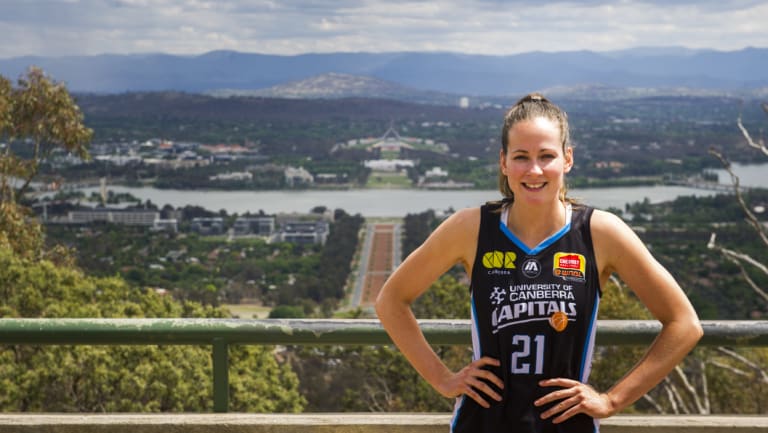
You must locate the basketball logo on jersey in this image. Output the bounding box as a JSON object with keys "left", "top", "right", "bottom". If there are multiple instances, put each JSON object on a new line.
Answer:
{"left": 553, "top": 252, "right": 586, "bottom": 282}
{"left": 521, "top": 258, "right": 541, "bottom": 278}
{"left": 549, "top": 311, "right": 569, "bottom": 332}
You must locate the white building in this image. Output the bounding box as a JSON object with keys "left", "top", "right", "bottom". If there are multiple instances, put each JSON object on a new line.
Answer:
{"left": 209, "top": 171, "right": 253, "bottom": 181}
{"left": 65, "top": 209, "right": 159, "bottom": 226}
{"left": 425, "top": 167, "right": 449, "bottom": 178}
{"left": 363, "top": 159, "right": 415, "bottom": 171}
{"left": 284, "top": 166, "right": 314, "bottom": 187}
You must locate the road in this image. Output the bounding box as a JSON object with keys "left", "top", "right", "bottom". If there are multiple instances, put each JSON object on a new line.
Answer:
{"left": 350, "top": 220, "right": 402, "bottom": 311}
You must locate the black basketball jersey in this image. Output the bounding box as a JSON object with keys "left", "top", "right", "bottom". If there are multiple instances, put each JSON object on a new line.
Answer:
{"left": 450, "top": 202, "right": 601, "bottom": 433}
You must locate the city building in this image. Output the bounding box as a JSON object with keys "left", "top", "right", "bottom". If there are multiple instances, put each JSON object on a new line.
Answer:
{"left": 152, "top": 218, "right": 178, "bottom": 232}
{"left": 63, "top": 209, "right": 159, "bottom": 226}
{"left": 190, "top": 217, "right": 225, "bottom": 235}
{"left": 284, "top": 166, "right": 314, "bottom": 187}
{"left": 277, "top": 220, "right": 329, "bottom": 245}
{"left": 363, "top": 159, "right": 415, "bottom": 171}
{"left": 209, "top": 171, "right": 253, "bottom": 181}
{"left": 233, "top": 216, "right": 275, "bottom": 236}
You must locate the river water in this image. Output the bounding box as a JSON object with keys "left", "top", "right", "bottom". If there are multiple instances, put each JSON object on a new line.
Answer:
{"left": 73, "top": 162, "right": 766, "bottom": 217}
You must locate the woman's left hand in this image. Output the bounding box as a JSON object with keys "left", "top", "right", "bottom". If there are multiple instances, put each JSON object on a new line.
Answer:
{"left": 534, "top": 378, "right": 616, "bottom": 423}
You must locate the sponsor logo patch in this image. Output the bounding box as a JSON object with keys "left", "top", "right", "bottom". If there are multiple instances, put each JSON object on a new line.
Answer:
{"left": 482, "top": 250, "right": 517, "bottom": 269}
{"left": 553, "top": 252, "right": 586, "bottom": 282}
{"left": 521, "top": 258, "right": 541, "bottom": 278}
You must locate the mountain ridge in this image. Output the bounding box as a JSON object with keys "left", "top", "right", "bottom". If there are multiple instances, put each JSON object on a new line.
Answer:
{"left": 1, "top": 48, "right": 766, "bottom": 99}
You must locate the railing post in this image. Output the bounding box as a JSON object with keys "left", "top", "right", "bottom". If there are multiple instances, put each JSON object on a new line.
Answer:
{"left": 212, "top": 338, "right": 229, "bottom": 413}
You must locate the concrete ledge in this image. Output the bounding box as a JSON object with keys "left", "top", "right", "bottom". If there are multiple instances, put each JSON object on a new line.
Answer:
{"left": 0, "top": 413, "right": 766, "bottom": 433}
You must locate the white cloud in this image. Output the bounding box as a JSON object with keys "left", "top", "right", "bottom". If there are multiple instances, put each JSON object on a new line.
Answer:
{"left": 0, "top": 0, "right": 765, "bottom": 58}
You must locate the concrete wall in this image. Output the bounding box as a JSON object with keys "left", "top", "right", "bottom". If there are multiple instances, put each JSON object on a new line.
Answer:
{"left": 0, "top": 414, "right": 767, "bottom": 433}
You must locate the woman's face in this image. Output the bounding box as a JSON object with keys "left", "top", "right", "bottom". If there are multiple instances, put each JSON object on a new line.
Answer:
{"left": 500, "top": 116, "right": 573, "bottom": 206}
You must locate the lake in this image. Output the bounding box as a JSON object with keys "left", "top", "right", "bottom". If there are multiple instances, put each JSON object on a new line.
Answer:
{"left": 73, "top": 185, "right": 715, "bottom": 217}
{"left": 72, "top": 162, "right": 766, "bottom": 217}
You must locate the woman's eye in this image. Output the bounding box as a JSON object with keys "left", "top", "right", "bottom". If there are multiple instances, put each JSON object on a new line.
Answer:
{"left": 513, "top": 155, "right": 528, "bottom": 161}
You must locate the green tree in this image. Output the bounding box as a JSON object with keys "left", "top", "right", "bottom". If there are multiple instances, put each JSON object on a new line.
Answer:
{"left": 291, "top": 275, "right": 471, "bottom": 412}
{"left": 269, "top": 305, "right": 306, "bottom": 318}
{"left": 589, "top": 279, "right": 651, "bottom": 414}
{"left": 0, "top": 243, "right": 305, "bottom": 412}
{"left": 591, "top": 219, "right": 767, "bottom": 415}
{"left": 0, "top": 68, "right": 91, "bottom": 262}
{"left": 0, "top": 67, "right": 92, "bottom": 203}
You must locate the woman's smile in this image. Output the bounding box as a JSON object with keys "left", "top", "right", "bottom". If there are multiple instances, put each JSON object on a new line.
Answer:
{"left": 522, "top": 181, "right": 547, "bottom": 191}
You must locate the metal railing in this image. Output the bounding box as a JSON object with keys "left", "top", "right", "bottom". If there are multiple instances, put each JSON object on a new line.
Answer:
{"left": 0, "top": 318, "right": 766, "bottom": 412}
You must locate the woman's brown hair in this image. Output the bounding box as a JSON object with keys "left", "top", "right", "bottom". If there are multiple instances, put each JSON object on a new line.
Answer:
{"left": 497, "top": 93, "right": 573, "bottom": 204}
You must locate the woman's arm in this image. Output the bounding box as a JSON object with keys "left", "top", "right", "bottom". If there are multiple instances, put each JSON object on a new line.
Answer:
{"left": 536, "top": 209, "right": 703, "bottom": 422}
{"left": 375, "top": 207, "right": 504, "bottom": 407}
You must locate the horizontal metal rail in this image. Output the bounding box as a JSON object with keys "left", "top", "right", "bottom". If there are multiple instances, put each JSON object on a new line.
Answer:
{"left": 0, "top": 319, "right": 766, "bottom": 346}
{"left": 1, "top": 319, "right": 766, "bottom": 413}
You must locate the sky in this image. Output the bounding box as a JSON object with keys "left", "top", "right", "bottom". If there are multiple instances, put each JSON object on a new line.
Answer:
{"left": 0, "top": 0, "right": 766, "bottom": 59}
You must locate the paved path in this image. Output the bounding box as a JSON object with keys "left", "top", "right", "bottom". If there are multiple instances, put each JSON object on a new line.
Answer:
{"left": 350, "top": 220, "right": 401, "bottom": 309}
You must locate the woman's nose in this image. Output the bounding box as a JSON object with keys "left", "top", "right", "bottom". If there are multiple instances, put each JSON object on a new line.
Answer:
{"left": 527, "top": 161, "right": 543, "bottom": 175}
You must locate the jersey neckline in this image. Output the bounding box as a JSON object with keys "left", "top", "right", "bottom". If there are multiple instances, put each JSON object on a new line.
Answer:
{"left": 499, "top": 203, "right": 573, "bottom": 256}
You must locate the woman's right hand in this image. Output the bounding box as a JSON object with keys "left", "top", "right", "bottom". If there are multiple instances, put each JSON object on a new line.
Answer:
{"left": 437, "top": 356, "right": 504, "bottom": 408}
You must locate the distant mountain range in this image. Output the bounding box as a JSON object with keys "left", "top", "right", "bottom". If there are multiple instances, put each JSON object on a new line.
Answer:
{"left": 207, "top": 72, "right": 462, "bottom": 105}
{"left": 1, "top": 48, "right": 766, "bottom": 101}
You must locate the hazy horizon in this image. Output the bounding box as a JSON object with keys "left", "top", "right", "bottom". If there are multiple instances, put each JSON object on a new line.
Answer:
{"left": 0, "top": 1, "right": 766, "bottom": 58}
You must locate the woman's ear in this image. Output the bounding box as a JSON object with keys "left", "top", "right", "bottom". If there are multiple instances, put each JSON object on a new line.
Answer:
{"left": 499, "top": 149, "right": 508, "bottom": 174}
{"left": 564, "top": 146, "right": 574, "bottom": 173}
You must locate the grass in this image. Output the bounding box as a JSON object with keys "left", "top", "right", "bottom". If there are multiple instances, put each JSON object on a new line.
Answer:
{"left": 380, "top": 150, "right": 401, "bottom": 160}
{"left": 365, "top": 171, "right": 413, "bottom": 189}
{"left": 222, "top": 303, "right": 271, "bottom": 319}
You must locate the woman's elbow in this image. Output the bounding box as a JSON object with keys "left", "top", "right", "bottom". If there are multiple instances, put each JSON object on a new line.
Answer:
{"left": 375, "top": 283, "right": 412, "bottom": 321}
{"left": 374, "top": 292, "right": 387, "bottom": 318}
{"left": 690, "top": 317, "right": 704, "bottom": 343}
{"left": 678, "top": 313, "right": 704, "bottom": 347}
{"left": 374, "top": 285, "right": 397, "bottom": 319}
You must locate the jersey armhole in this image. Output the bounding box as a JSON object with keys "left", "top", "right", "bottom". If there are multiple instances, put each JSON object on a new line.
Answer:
{"left": 469, "top": 204, "right": 496, "bottom": 290}
{"left": 583, "top": 207, "right": 603, "bottom": 298}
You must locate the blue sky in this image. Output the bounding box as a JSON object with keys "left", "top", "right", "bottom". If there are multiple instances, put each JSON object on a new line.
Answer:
{"left": 0, "top": 0, "right": 766, "bottom": 58}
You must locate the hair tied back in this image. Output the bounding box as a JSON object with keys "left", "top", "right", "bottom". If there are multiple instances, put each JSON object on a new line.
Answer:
{"left": 523, "top": 93, "right": 545, "bottom": 103}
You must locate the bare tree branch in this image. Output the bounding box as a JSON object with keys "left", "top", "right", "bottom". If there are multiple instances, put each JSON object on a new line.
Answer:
{"left": 671, "top": 365, "right": 708, "bottom": 414}
{"left": 663, "top": 378, "right": 691, "bottom": 414}
{"left": 737, "top": 115, "right": 768, "bottom": 157}
{"left": 715, "top": 347, "right": 768, "bottom": 384}
{"left": 708, "top": 359, "right": 751, "bottom": 378}
{"left": 641, "top": 394, "right": 665, "bottom": 414}
{"left": 723, "top": 252, "right": 768, "bottom": 303}
{"left": 609, "top": 274, "right": 624, "bottom": 292}
{"left": 362, "top": 376, "right": 393, "bottom": 412}
{"left": 708, "top": 149, "right": 768, "bottom": 247}
{"left": 718, "top": 242, "right": 768, "bottom": 278}
{"left": 708, "top": 233, "right": 768, "bottom": 304}
{"left": 662, "top": 380, "right": 680, "bottom": 414}
{"left": 697, "top": 359, "right": 710, "bottom": 414}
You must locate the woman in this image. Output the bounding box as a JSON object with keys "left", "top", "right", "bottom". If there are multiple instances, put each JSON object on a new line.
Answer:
{"left": 375, "top": 93, "right": 702, "bottom": 433}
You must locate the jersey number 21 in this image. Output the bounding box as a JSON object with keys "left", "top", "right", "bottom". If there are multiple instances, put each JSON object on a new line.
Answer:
{"left": 510, "top": 334, "right": 545, "bottom": 375}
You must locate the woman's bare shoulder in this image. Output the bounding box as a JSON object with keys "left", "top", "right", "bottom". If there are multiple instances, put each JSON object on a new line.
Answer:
{"left": 589, "top": 208, "right": 652, "bottom": 275}
{"left": 434, "top": 206, "right": 481, "bottom": 238}
{"left": 423, "top": 207, "right": 482, "bottom": 259}
{"left": 589, "top": 208, "right": 632, "bottom": 239}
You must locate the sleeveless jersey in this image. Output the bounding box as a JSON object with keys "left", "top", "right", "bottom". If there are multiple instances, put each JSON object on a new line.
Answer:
{"left": 450, "top": 202, "right": 601, "bottom": 433}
